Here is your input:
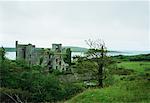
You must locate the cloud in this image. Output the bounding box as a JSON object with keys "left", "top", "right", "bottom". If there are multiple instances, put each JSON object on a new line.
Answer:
{"left": 0, "top": 1, "right": 149, "bottom": 50}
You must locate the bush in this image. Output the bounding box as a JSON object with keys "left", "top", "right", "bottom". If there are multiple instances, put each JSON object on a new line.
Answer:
{"left": 112, "top": 67, "right": 134, "bottom": 75}
{"left": 104, "top": 75, "right": 116, "bottom": 87}
{"left": 23, "top": 73, "right": 64, "bottom": 102}
{"left": 0, "top": 58, "right": 86, "bottom": 102}
{"left": 63, "top": 83, "right": 85, "bottom": 100}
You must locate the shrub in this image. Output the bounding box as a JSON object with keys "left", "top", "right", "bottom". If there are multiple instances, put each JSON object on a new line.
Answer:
{"left": 0, "top": 58, "right": 85, "bottom": 102}
{"left": 104, "top": 75, "right": 116, "bottom": 87}
{"left": 63, "top": 83, "right": 85, "bottom": 100}
{"left": 112, "top": 67, "right": 134, "bottom": 75}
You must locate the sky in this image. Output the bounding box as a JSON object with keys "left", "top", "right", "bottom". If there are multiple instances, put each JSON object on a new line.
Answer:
{"left": 0, "top": 0, "right": 149, "bottom": 51}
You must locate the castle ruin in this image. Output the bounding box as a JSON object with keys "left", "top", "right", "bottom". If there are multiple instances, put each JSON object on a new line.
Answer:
{"left": 16, "top": 41, "right": 71, "bottom": 72}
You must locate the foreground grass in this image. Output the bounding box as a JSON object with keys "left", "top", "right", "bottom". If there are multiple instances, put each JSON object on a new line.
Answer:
{"left": 66, "top": 61, "right": 150, "bottom": 103}
{"left": 66, "top": 79, "right": 150, "bottom": 103}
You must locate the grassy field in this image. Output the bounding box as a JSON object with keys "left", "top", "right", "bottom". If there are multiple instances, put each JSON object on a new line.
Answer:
{"left": 66, "top": 80, "right": 150, "bottom": 103}
{"left": 117, "top": 61, "right": 150, "bottom": 73}
{"left": 66, "top": 61, "right": 150, "bottom": 103}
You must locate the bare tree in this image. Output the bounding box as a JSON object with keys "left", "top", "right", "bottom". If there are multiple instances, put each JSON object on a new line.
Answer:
{"left": 85, "top": 39, "right": 107, "bottom": 87}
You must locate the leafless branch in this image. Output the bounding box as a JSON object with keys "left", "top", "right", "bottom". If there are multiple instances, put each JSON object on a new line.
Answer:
{"left": 15, "top": 94, "right": 23, "bottom": 103}
{"left": 3, "top": 92, "right": 18, "bottom": 103}
{"left": 85, "top": 39, "right": 106, "bottom": 50}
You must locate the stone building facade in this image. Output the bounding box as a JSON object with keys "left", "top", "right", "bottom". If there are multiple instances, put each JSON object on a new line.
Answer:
{"left": 16, "top": 41, "right": 71, "bottom": 72}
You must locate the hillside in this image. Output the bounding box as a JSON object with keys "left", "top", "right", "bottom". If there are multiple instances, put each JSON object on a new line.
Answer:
{"left": 66, "top": 61, "right": 150, "bottom": 103}
{"left": 63, "top": 46, "right": 88, "bottom": 52}
{"left": 3, "top": 48, "right": 16, "bottom": 52}
{"left": 66, "top": 78, "right": 150, "bottom": 103}
{"left": 113, "top": 54, "right": 150, "bottom": 61}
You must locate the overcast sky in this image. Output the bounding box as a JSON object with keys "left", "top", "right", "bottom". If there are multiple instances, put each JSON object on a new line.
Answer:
{"left": 0, "top": 0, "right": 149, "bottom": 51}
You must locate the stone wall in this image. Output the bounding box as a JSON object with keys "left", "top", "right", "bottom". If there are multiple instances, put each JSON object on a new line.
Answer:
{"left": 16, "top": 41, "right": 70, "bottom": 72}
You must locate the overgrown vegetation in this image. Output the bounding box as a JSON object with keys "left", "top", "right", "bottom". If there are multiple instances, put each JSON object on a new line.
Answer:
{"left": 66, "top": 53, "right": 150, "bottom": 103}
{"left": 0, "top": 48, "right": 84, "bottom": 102}
{"left": 1, "top": 47, "right": 150, "bottom": 102}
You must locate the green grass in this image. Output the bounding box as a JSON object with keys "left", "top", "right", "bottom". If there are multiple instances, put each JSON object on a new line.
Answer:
{"left": 66, "top": 80, "right": 150, "bottom": 103}
{"left": 117, "top": 61, "right": 150, "bottom": 73}
{"left": 66, "top": 61, "right": 150, "bottom": 103}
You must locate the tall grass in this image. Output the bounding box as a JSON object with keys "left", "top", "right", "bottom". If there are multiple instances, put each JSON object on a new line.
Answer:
{"left": 66, "top": 80, "right": 150, "bottom": 103}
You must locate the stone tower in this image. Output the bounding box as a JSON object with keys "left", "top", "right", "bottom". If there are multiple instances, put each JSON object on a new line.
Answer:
{"left": 16, "top": 41, "right": 36, "bottom": 65}
{"left": 52, "top": 44, "right": 62, "bottom": 70}
{"left": 52, "top": 44, "right": 67, "bottom": 71}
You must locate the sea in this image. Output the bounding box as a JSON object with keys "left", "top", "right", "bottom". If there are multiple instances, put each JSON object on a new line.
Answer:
{"left": 6, "top": 51, "right": 150, "bottom": 60}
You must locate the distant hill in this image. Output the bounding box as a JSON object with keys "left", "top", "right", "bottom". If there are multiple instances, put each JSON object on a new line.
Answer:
{"left": 3, "top": 48, "right": 16, "bottom": 52}
{"left": 113, "top": 53, "right": 150, "bottom": 61}
{"left": 3, "top": 47, "right": 88, "bottom": 52}
{"left": 3, "top": 47, "right": 150, "bottom": 55}
{"left": 63, "top": 46, "right": 88, "bottom": 52}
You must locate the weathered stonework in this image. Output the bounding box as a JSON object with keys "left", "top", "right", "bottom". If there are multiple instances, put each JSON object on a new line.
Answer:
{"left": 16, "top": 41, "right": 36, "bottom": 65}
{"left": 16, "top": 41, "right": 71, "bottom": 72}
